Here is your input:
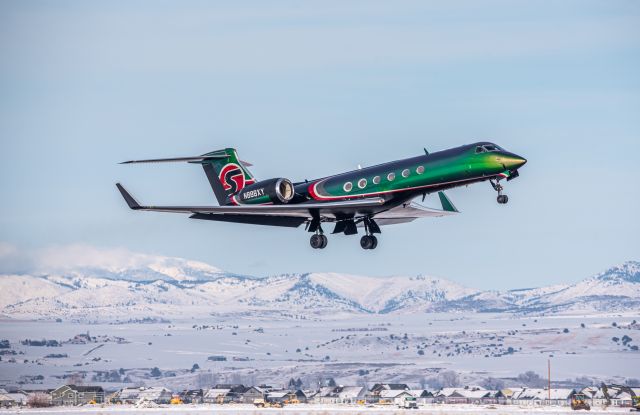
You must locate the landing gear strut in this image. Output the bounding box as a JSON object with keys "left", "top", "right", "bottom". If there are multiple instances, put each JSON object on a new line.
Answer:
{"left": 490, "top": 179, "right": 509, "bottom": 204}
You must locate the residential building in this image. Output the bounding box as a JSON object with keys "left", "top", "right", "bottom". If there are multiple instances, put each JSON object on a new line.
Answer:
{"left": 50, "top": 385, "right": 104, "bottom": 406}
{"left": 178, "top": 389, "right": 203, "bottom": 404}
{"left": 203, "top": 388, "right": 232, "bottom": 404}
{"left": 240, "top": 386, "right": 265, "bottom": 404}
{"left": 407, "top": 389, "right": 435, "bottom": 404}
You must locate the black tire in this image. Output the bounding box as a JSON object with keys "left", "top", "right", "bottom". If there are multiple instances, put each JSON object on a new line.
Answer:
{"left": 319, "top": 234, "right": 328, "bottom": 249}
{"left": 360, "top": 235, "right": 373, "bottom": 250}
{"left": 310, "top": 234, "right": 322, "bottom": 249}
{"left": 370, "top": 235, "right": 378, "bottom": 249}
{"left": 497, "top": 195, "right": 509, "bottom": 204}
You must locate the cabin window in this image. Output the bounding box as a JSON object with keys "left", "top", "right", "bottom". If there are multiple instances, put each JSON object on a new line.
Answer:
{"left": 416, "top": 166, "right": 425, "bottom": 174}
{"left": 358, "top": 178, "right": 367, "bottom": 189}
{"left": 402, "top": 168, "right": 410, "bottom": 178}
{"left": 387, "top": 172, "right": 395, "bottom": 181}
{"left": 372, "top": 175, "right": 381, "bottom": 184}
{"left": 343, "top": 182, "right": 353, "bottom": 192}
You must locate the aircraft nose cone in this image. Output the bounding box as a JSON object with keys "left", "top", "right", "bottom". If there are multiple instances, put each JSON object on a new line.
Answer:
{"left": 514, "top": 156, "right": 527, "bottom": 168}
{"left": 502, "top": 154, "right": 527, "bottom": 169}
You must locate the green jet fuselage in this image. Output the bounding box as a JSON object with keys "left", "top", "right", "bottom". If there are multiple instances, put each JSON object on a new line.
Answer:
{"left": 259, "top": 141, "right": 526, "bottom": 207}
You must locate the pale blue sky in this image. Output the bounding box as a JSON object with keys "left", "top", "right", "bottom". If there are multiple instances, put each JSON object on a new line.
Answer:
{"left": 1, "top": 1, "right": 638, "bottom": 289}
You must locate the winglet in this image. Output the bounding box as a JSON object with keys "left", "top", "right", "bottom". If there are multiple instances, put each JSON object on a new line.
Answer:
{"left": 116, "top": 183, "right": 141, "bottom": 209}
{"left": 438, "top": 191, "right": 459, "bottom": 213}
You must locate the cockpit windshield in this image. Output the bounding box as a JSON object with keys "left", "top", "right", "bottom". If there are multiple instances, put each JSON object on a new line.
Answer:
{"left": 475, "top": 144, "right": 502, "bottom": 153}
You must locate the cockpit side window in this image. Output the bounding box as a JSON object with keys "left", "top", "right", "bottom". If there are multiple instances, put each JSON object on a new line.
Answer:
{"left": 475, "top": 146, "right": 486, "bottom": 154}
{"left": 484, "top": 144, "right": 497, "bottom": 152}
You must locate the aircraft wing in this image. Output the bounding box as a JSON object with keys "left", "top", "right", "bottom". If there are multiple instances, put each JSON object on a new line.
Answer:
{"left": 116, "top": 184, "right": 458, "bottom": 229}
{"left": 116, "top": 183, "right": 386, "bottom": 227}
{"left": 364, "top": 198, "right": 458, "bottom": 227}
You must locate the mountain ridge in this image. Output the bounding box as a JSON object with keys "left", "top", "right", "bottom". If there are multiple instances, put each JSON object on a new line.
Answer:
{"left": 0, "top": 254, "right": 638, "bottom": 321}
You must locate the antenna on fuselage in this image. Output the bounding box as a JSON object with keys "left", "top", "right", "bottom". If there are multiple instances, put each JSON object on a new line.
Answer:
{"left": 424, "top": 148, "right": 429, "bottom": 155}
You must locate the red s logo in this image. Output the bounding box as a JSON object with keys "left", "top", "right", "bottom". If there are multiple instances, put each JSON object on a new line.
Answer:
{"left": 219, "top": 163, "right": 245, "bottom": 193}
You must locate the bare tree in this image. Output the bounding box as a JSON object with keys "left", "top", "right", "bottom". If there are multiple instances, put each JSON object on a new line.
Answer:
{"left": 438, "top": 370, "right": 460, "bottom": 388}
{"left": 27, "top": 393, "right": 52, "bottom": 408}
{"left": 517, "top": 371, "right": 546, "bottom": 387}
{"left": 480, "top": 377, "right": 505, "bottom": 390}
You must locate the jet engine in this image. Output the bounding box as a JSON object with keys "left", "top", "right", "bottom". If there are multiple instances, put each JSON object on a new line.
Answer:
{"left": 233, "top": 178, "right": 295, "bottom": 205}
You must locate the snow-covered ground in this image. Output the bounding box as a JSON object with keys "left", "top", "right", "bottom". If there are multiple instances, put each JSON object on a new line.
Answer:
{"left": 1, "top": 313, "right": 638, "bottom": 389}
{"left": 1, "top": 251, "right": 638, "bottom": 389}
{"left": 0, "top": 404, "right": 634, "bottom": 414}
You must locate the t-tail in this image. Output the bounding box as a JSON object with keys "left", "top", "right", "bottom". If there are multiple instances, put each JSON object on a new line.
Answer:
{"left": 120, "top": 148, "right": 256, "bottom": 205}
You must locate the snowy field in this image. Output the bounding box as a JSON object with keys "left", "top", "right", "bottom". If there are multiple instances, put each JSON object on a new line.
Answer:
{"left": 0, "top": 404, "right": 634, "bottom": 415}
{"left": 1, "top": 312, "right": 638, "bottom": 388}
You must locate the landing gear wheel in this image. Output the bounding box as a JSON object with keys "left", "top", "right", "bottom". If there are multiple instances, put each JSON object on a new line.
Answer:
{"left": 310, "top": 234, "right": 328, "bottom": 249}
{"left": 491, "top": 179, "right": 509, "bottom": 204}
{"left": 360, "top": 235, "right": 378, "bottom": 250}
{"left": 497, "top": 195, "right": 509, "bottom": 204}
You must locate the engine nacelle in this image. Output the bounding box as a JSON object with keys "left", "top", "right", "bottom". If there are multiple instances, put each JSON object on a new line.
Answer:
{"left": 231, "top": 178, "right": 295, "bottom": 205}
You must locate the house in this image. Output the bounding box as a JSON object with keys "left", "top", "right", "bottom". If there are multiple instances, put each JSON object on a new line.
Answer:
{"left": 379, "top": 390, "right": 413, "bottom": 405}
{"left": 178, "top": 389, "right": 203, "bottom": 404}
{"left": 601, "top": 385, "right": 635, "bottom": 407}
{"left": 501, "top": 387, "right": 525, "bottom": 405}
{"left": 50, "top": 385, "right": 104, "bottom": 406}
{"left": 264, "top": 389, "right": 305, "bottom": 404}
{"left": 368, "top": 383, "right": 409, "bottom": 403}
{"left": 315, "top": 387, "right": 339, "bottom": 404}
{"left": 434, "top": 388, "right": 467, "bottom": 404}
{"left": 581, "top": 386, "right": 609, "bottom": 407}
{"left": 335, "top": 386, "right": 367, "bottom": 404}
{"left": 4, "top": 391, "right": 29, "bottom": 407}
{"left": 203, "top": 388, "right": 233, "bottom": 404}
{"left": 115, "top": 387, "right": 142, "bottom": 404}
{"left": 266, "top": 390, "right": 290, "bottom": 403}
{"left": 407, "top": 389, "right": 435, "bottom": 404}
{"left": 512, "top": 388, "right": 576, "bottom": 406}
{"left": 116, "top": 387, "right": 172, "bottom": 404}
{"left": 314, "top": 386, "right": 365, "bottom": 404}
{"left": 0, "top": 393, "right": 15, "bottom": 408}
{"left": 370, "top": 383, "right": 409, "bottom": 394}
{"left": 240, "top": 386, "right": 265, "bottom": 404}
{"left": 137, "top": 387, "right": 172, "bottom": 404}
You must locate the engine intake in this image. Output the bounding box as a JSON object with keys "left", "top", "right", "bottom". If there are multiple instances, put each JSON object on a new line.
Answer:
{"left": 233, "top": 178, "right": 295, "bottom": 205}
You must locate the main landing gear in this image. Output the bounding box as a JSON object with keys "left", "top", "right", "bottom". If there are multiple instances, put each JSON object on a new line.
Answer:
{"left": 360, "top": 235, "right": 378, "bottom": 250}
{"left": 360, "top": 217, "right": 380, "bottom": 250}
{"left": 490, "top": 179, "right": 509, "bottom": 204}
{"left": 308, "top": 216, "right": 381, "bottom": 250}
{"left": 310, "top": 233, "right": 328, "bottom": 249}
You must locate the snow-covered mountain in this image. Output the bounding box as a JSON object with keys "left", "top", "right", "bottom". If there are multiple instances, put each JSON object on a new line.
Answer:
{"left": 0, "top": 253, "right": 638, "bottom": 321}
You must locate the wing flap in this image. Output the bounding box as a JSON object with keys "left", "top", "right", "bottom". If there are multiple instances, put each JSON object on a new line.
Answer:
{"left": 373, "top": 201, "right": 458, "bottom": 220}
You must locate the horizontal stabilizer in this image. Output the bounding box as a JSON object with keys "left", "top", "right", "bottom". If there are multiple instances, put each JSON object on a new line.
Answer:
{"left": 438, "top": 191, "right": 459, "bottom": 213}
{"left": 120, "top": 155, "right": 228, "bottom": 164}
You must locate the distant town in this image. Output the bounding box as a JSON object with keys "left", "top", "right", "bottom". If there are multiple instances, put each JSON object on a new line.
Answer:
{"left": 1, "top": 382, "right": 639, "bottom": 410}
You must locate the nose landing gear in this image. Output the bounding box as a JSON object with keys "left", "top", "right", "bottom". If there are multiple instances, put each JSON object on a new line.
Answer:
{"left": 490, "top": 179, "right": 509, "bottom": 204}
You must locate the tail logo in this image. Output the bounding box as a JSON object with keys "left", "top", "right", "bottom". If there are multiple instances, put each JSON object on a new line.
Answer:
{"left": 219, "top": 163, "right": 246, "bottom": 193}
